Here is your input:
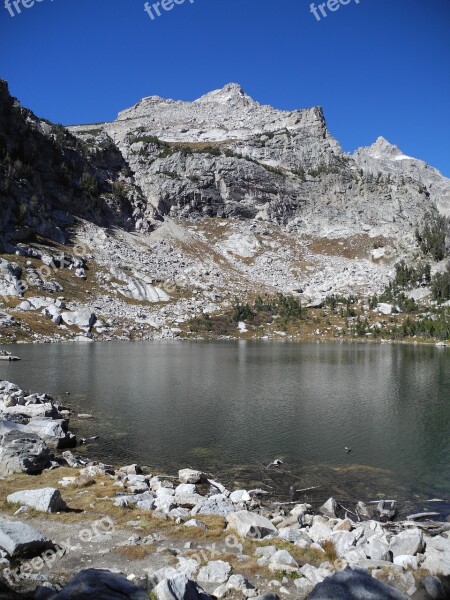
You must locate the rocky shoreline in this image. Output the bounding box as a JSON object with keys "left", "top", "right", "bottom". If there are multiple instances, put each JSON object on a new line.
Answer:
{"left": 1, "top": 379, "right": 450, "bottom": 599}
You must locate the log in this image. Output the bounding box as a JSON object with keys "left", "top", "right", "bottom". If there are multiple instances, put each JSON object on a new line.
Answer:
{"left": 207, "top": 479, "right": 229, "bottom": 495}
{"left": 406, "top": 512, "right": 441, "bottom": 521}
{"left": 295, "top": 485, "right": 321, "bottom": 494}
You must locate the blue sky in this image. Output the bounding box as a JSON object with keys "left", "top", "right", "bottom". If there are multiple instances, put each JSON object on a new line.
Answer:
{"left": 0, "top": 0, "right": 449, "bottom": 175}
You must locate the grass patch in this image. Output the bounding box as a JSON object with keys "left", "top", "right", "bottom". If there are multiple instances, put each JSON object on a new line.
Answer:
{"left": 114, "top": 545, "right": 156, "bottom": 560}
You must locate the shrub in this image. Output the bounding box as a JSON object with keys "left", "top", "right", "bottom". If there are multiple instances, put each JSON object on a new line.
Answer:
{"left": 80, "top": 171, "right": 98, "bottom": 196}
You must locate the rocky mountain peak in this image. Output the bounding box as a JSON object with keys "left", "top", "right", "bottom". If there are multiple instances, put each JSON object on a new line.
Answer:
{"left": 195, "top": 83, "right": 257, "bottom": 107}
{"left": 365, "top": 136, "right": 404, "bottom": 159}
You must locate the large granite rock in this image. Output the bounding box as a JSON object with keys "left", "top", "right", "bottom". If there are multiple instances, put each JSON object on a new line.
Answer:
{"left": 0, "top": 430, "right": 52, "bottom": 476}
{"left": 226, "top": 510, "right": 278, "bottom": 539}
{"left": 308, "top": 567, "right": 408, "bottom": 599}
{"left": 0, "top": 519, "right": 53, "bottom": 558}
{"left": 389, "top": 529, "right": 424, "bottom": 558}
{"left": 154, "top": 573, "right": 211, "bottom": 600}
{"left": 192, "top": 495, "right": 235, "bottom": 517}
{"left": 197, "top": 560, "right": 232, "bottom": 584}
{"left": 39, "top": 569, "right": 149, "bottom": 599}
{"left": 7, "top": 488, "right": 67, "bottom": 513}
{"left": 421, "top": 536, "right": 450, "bottom": 576}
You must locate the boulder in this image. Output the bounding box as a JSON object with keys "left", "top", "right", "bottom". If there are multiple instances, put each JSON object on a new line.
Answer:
{"left": 47, "top": 569, "right": 149, "bottom": 599}
{"left": 153, "top": 573, "right": 211, "bottom": 600}
{"left": 308, "top": 517, "right": 334, "bottom": 544}
{"left": 422, "top": 575, "right": 446, "bottom": 600}
{"left": 193, "top": 495, "right": 235, "bottom": 517}
{"left": 378, "top": 303, "right": 394, "bottom": 315}
{"left": 290, "top": 503, "right": 312, "bottom": 517}
{"left": 277, "top": 526, "right": 306, "bottom": 543}
{"left": 226, "top": 511, "right": 277, "bottom": 539}
{"left": 363, "top": 538, "right": 392, "bottom": 562}
{"left": 0, "top": 431, "right": 52, "bottom": 476}
{"left": 308, "top": 567, "right": 408, "bottom": 599}
{"left": 177, "top": 557, "right": 199, "bottom": 579}
{"left": 7, "top": 488, "right": 67, "bottom": 513}
{"left": 269, "top": 549, "right": 298, "bottom": 569}
{"left": 178, "top": 469, "right": 205, "bottom": 484}
{"left": 213, "top": 574, "right": 256, "bottom": 599}
{"left": 184, "top": 519, "right": 208, "bottom": 531}
{"left": 198, "top": 560, "right": 232, "bottom": 584}
{"left": 421, "top": 536, "right": 450, "bottom": 575}
{"left": 154, "top": 496, "right": 176, "bottom": 514}
{"left": 319, "top": 497, "right": 338, "bottom": 518}
{"left": 330, "top": 531, "right": 357, "bottom": 557}
{"left": 393, "top": 555, "right": 420, "bottom": 569}
{"left": 229, "top": 490, "right": 251, "bottom": 504}
{"left": 0, "top": 519, "right": 53, "bottom": 558}
{"left": 174, "top": 494, "right": 204, "bottom": 509}
{"left": 61, "top": 310, "right": 96, "bottom": 329}
{"left": 175, "top": 484, "right": 197, "bottom": 496}
{"left": 299, "top": 564, "right": 333, "bottom": 586}
{"left": 389, "top": 528, "right": 424, "bottom": 558}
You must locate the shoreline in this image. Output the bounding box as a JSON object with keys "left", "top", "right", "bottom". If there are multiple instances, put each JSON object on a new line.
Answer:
{"left": 1, "top": 379, "right": 450, "bottom": 598}
{"left": 1, "top": 335, "right": 449, "bottom": 348}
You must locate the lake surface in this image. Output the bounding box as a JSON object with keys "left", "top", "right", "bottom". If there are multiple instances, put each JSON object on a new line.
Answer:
{"left": 1, "top": 341, "right": 450, "bottom": 516}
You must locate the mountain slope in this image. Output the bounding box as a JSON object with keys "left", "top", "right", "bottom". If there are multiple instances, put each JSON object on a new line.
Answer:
{"left": 0, "top": 81, "right": 449, "bottom": 343}
{"left": 0, "top": 79, "right": 146, "bottom": 249}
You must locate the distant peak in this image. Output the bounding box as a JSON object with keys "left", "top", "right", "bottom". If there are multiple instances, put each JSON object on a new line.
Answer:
{"left": 195, "top": 83, "right": 258, "bottom": 107}
{"left": 366, "top": 136, "right": 403, "bottom": 159}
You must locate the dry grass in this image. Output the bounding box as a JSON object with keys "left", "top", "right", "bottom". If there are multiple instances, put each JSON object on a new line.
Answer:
{"left": 307, "top": 235, "right": 392, "bottom": 260}
{"left": 114, "top": 545, "right": 157, "bottom": 560}
{"left": 0, "top": 469, "right": 228, "bottom": 545}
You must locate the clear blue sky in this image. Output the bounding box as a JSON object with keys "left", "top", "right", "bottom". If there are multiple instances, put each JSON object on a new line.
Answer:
{"left": 1, "top": 0, "right": 449, "bottom": 175}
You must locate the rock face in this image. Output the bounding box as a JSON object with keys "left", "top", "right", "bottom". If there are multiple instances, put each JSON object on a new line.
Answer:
{"left": 0, "top": 79, "right": 141, "bottom": 248}
{"left": 353, "top": 136, "right": 450, "bottom": 217}
{"left": 69, "top": 83, "right": 441, "bottom": 238}
{"left": 7, "top": 488, "right": 67, "bottom": 513}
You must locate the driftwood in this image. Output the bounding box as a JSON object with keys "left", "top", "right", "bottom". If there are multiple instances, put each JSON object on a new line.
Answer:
{"left": 207, "top": 479, "right": 229, "bottom": 495}
{"left": 406, "top": 512, "right": 440, "bottom": 521}
{"left": 248, "top": 489, "right": 271, "bottom": 496}
{"left": 338, "top": 502, "right": 359, "bottom": 519}
{"left": 295, "top": 485, "right": 321, "bottom": 494}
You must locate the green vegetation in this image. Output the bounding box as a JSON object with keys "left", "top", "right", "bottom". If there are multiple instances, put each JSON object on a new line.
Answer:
{"left": 189, "top": 293, "right": 303, "bottom": 335}
{"left": 431, "top": 263, "right": 450, "bottom": 302}
{"left": 80, "top": 171, "right": 99, "bottom": 196}
{"left": 416, "top": 213, "right": 449, "bottom": 261}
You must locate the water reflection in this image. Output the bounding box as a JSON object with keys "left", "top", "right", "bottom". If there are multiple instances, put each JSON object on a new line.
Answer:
{"left": 1, "top": 341, "right": 449, "bottom": 506}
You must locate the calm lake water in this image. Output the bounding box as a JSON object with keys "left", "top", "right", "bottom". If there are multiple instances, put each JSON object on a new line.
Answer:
{"left": 1, "top": 341, "right": 450, "bottom": 516}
